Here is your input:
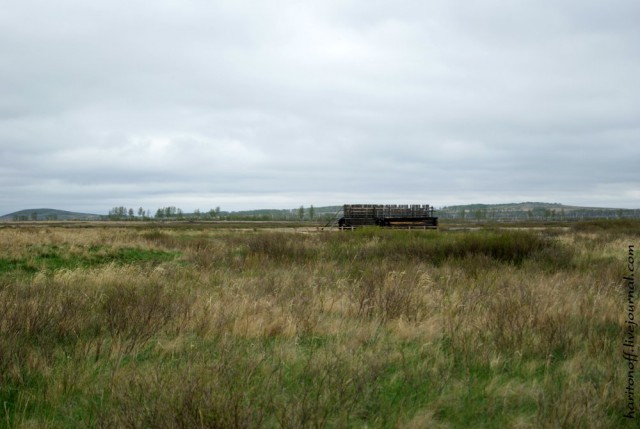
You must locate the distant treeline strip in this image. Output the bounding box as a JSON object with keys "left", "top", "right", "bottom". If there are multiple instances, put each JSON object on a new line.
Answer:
{"left": 438, "top": 207, "right": 640, "bottom": 221}
{"left": 9, "top": 205, "right": 640, "bottom": 222}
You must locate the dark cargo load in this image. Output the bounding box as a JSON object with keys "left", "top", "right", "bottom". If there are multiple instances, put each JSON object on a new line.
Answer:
{"left": 338, "top": 204, "right": 438, "bottom": 229}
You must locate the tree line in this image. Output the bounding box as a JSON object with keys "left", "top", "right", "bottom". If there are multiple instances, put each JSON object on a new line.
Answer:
{"left": 438, "top": 207, "right": 640, "bottom": 221}
{"left": 9, "top": 205, "right": 330, "bottom": 222}
{"left": 106, "top": 205, "right": 326, "bottom": 221}
{"left": 107, "top": 206, "right": 222, "bottom": 221}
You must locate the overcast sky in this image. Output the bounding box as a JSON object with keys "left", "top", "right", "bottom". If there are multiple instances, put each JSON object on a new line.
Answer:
{"left": 1, "top": 0, "right": 638, "bottom": 214}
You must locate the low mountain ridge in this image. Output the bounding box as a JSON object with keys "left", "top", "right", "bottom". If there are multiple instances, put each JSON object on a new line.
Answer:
{"left": 0, "top": 208, "right": 103, "bottom": 221}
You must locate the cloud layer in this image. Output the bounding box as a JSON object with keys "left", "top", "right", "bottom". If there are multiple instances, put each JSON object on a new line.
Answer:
{"left": 1, "top": 0, "right": 639, "bottom": 213}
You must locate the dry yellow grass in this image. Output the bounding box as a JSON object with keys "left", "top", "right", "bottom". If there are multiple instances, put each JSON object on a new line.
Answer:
{"left": 0, "top": 222, "right": 637, "bottom": 427}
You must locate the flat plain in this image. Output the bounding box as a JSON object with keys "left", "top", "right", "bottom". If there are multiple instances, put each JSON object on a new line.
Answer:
{"left": 0, "top": 220, "right": 638, "bottom": 428}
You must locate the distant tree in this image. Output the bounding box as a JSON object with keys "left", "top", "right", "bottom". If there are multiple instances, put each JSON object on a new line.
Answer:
{"left": 138, "top": 207, "right": 145, "bottom": 218}
{"left": 155, "top": 208, "right": 164, "bottom": 219}
{"left": 309, "top": 205, "right": 315, "bottom": 220}
{"left": 532, "top": 207, "right": 545, "bottom": 220}
{"left": 30, "top": 211, "right": 38, "bottom": 221}
{"left": 158, "top": 206, "right": 177, "bottom": 219}
{"left": 128, "top": 208, "right": 134, "bottom": 219}
{"left": 194, "top": 208, "right": 201, "bottom": 219}
{"left": 177, "top": 208, "right": 184, "bottom": 220}
{"left": 298, "top": 205, "right": 304, "bottom": 220}
{"left": 111, "top": 206, "right": 130, "bottom": 220}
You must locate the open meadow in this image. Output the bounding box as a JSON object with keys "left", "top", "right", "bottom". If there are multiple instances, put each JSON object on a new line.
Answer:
{"left": 0, "top": 220, "right": 639, "bottom": 428}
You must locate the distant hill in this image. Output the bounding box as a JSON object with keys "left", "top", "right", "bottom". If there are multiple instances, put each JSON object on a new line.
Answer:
{"left": 440, "top": 202, "right": 565, "bottom": 211}
{"left": 0, "top": 208, "right": 103, "bottom": 221}
{"left": 437, "top": 202, "right": 640, "bottom": 221}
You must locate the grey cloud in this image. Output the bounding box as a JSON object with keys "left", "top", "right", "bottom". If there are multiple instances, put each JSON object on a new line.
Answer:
{"left": 0, "top": 0, "right": 638, "bottom": 214}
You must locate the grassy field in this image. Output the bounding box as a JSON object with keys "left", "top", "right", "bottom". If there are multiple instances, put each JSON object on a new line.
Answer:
{"left": 0, "top": 220, "right": 638, "bottom": 428}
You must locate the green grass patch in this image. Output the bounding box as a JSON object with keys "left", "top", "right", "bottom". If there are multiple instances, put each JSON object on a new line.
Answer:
{"left": 88, "top": 247, "right": 179, "bottom": 266}
{"left": 573, "top": 219, "right": 640, "bottom": 236}
{"left": 324, "top": 228, "right": 573, "bottom": 269}
{"left": 0, "top": 245, "right": 180, "bottom": 276}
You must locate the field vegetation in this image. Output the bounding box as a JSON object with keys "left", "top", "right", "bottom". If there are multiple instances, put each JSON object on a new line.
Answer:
{"left": 0, "top": 220, "right": 638, "bottom": 428}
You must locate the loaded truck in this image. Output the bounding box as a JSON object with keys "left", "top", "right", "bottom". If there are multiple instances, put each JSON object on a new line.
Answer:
{"left": 338, "top": 204, "right": 438, "bottom": 229}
